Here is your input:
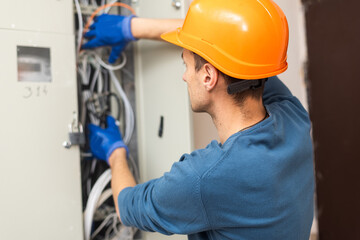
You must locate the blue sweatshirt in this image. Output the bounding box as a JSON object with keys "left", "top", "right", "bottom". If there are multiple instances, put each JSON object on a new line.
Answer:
{"left": 118, "top": 76, "right": 314, "bottom": 240}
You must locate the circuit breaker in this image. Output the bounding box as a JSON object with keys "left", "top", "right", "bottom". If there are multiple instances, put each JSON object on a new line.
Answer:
{"left": 0, "top": 1, "right": 83, "bottom": 240}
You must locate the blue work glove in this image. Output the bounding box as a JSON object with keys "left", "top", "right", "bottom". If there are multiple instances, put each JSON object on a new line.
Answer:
{"left": 88, "top": 116, "right": 129, "bottom": 165}
{"left": 82, "top": 14, "right": 137, "bottom": 64}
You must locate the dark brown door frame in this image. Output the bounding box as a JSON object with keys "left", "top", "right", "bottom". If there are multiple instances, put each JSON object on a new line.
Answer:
{"left": 302, "top": 0, "right": 360, "bottom": 239}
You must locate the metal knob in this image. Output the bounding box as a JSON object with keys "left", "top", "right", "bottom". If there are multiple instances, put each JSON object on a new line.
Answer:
{"left": 63, "top": 141, "right": 72, "bottom": 149}
{"left": 172, "top": 0, "right": 181, "bottom": 9}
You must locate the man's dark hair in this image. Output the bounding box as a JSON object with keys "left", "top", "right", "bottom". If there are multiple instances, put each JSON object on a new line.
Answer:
{"left": 193, "top": 52, "right": 264, "bottom": 107}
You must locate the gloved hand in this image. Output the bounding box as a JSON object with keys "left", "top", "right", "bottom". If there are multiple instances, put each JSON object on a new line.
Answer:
{"left": 82, "top": 14, "right": 137, "bottom": 64}
{"left": 88, "top": 115, "right": 129, "bottom": 165}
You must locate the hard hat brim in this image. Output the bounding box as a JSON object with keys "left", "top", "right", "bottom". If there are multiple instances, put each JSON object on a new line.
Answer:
{"left": 161, "top": 28, "right": 245, "bottom": 78}
{"left": 161, "top": 28, "right": 288, "bottom": 80}
{"left": 161, "top": 28, "right": 184, "bottom": 50}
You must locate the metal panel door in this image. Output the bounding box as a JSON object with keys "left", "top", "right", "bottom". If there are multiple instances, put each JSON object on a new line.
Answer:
{"left": 134, "top": 0, "right": 192, "bottom": 239}
{"left": 0, "top": 29, "right": 83, "bottom": 240}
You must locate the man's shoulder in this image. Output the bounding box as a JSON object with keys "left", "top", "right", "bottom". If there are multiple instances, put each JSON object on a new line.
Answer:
{"left": 179, "top": 140, "right": 225, "bottom": 177}
{"left": 265, "top": 94, "right": 311, "bottom": 130}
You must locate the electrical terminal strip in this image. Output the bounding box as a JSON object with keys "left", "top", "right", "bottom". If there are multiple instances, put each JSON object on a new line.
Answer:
{"left": 73, "top": 4, "right": 98, "bottom": 16}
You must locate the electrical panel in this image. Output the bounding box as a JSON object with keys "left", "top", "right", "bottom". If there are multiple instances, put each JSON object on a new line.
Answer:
{"left": 72, "top": 0, "right": 195, "bottom": 238}
{"left": 0, "top": 2, "right": 83, "bottom": 240}
{"left": 0, "top": 0, "right": 201, "bottom": 240}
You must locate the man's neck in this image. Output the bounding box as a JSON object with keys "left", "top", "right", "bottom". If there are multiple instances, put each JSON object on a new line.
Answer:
{"left": 209, "top": 98, "right": 267, "bottom": 144}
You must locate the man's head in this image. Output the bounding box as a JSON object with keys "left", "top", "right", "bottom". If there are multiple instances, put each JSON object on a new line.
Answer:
{"left": 181, "top": 49, "right": 217, "bottom": 112}
{"left": 192, "top": 52, "right": 265, "bottom": 108}
{"left": 182, "top": 49, "right": 265, "bottom": 113}
{"left": 162, "top": 0, "right": 288, "bottom": 113}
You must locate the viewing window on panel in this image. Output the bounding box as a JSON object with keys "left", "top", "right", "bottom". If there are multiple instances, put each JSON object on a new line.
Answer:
{"left": 17, "top": 46, "right": 52, "bottom": 82}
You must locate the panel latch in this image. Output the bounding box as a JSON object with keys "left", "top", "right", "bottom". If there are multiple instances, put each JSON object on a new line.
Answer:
{"left": 63, "top": 112, "right": 86, "bottom": 149}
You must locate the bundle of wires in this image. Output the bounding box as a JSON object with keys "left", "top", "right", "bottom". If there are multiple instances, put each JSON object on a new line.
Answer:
{"left": 74, "top": 1, "right": 139, "bottom": 239}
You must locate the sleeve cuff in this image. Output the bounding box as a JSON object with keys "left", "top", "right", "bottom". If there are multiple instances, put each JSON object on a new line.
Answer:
{"left": 106, "top": 141, "right": 129, "bottom": 164}
{"left": 123, "top": 15, "right": 138, "bottom": 42}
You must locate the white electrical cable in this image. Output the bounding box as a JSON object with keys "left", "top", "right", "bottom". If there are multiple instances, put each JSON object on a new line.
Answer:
{"left": 83, "top": 90, "right": 100, "bottom": 125}
{"left": 112, "top": 215, "right": 120, "bottom": 236}
{"left": 78, "top": 2, "right": 137, "bottom": 239}
{"left": 96, "top": 188, "right": 113, "bottom": 208}
{"left": 95, "top": 52, "right": 127, "bottom": 71}
{"left": 84, "top": 169, "right": 112, "bottom": 240}
{"left": 98, "top": 69, "right": 104, "bottom": 93}
{"left": 90, "top": 62, "right": 101, "bottom": 93}
{"left": 85, "top": 54, "right": 102, "bottom": 93}
{"left": 109, "top": 70, "right": 135, "bottom": 144}
{"left": 74, "top": 0, "right": 83, "bottom": 54}
{"left": 109, "top": 224, "right": 136, "bottom": 240}
{"left": 78, "top": 54, "right": 90, "bottom": 85}
{"left": 105, "top": 219, "right": 118, "bottom": 240}
{"left": 91, "top": 213, "right": 118, "bottom": 240}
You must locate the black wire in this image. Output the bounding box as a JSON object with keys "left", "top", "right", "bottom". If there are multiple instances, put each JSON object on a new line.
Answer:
{"left": 85, "top": 92, "right": 122, "bottom": 125}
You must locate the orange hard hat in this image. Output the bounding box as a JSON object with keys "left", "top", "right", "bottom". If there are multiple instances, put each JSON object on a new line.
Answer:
{"left": 161, "top": 0, "right": 289, "bottom": 80}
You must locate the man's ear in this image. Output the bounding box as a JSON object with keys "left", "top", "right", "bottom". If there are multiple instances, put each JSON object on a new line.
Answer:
{"left": 202, "top": 63, "right": 219, "bottom": 91}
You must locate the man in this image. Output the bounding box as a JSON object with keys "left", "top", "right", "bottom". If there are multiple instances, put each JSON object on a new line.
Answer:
{"left": 85, "top": 0, "right": 315, "bottom": 239}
